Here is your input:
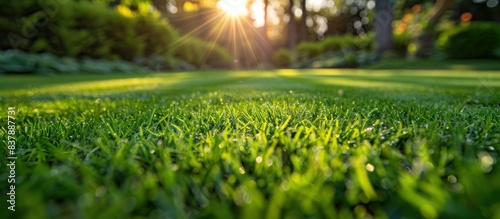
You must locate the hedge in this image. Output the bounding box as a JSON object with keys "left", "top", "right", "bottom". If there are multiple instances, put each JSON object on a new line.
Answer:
{"left": 437, "top": 22, "right": 500, "bottom": 59}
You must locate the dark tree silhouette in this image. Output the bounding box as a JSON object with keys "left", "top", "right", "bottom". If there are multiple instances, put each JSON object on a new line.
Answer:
{"left": 374, "top": 0, "right": 394, "bottom": 60}
{"left": 299, "top": 0, "right": 308, "bottom": 42}
{"left": 287, "top": 0, "right": 297, "bottom": 50}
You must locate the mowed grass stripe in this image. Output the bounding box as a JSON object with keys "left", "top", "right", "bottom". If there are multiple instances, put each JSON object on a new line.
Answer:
{"left": 0, "top": 70, "right": 499, "bottom": 219}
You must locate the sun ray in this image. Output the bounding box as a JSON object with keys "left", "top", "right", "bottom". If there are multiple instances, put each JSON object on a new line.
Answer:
{"left": 205, "top": 13, "right": 231, "bottom": 41}
{"left": 168, "top": 10, "right": 226, "bottom": 51}
{"left": 240, "top": 17, "right": 275, "bottom": 54}
{"left": 200, "top": 16, "right": 232, "bottom": 65}
{"left": 169, "top": 8, "right": 221, "bottom": 22}
{"left": 237, "top": 18, "right": 275, "bottom": 65}
{"left": 231, "top": 18, "right": 237, "bottom": 67}
{"left": 168, "top": 0, "right": 277, "bottom": 69}
{"left": 235, "top": 17, "right": 260, "bottom": 68}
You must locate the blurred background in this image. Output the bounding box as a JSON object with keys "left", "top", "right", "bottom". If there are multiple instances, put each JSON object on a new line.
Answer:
{"left": 1, "top": 0, "right": 499, "bottom": 74}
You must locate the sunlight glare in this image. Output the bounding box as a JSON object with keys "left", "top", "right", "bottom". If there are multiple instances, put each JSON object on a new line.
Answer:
{"left": 217, "top": 0, "right": 248, "bottom": 17}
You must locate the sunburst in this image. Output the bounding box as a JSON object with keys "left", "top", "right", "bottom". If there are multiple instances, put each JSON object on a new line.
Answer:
{"left": 169, "top": 0, "right": 274, "bottom": 69}
{"left": 217, "top": 0, "right": 248, "bottom": 17}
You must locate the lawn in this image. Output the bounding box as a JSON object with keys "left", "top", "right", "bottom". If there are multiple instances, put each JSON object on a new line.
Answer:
{"left": 1, "top": 69, "right": 500, "bottom": 219}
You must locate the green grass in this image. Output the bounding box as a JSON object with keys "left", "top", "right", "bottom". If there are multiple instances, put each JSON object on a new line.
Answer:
{"left": 364, "top": 59, "right": 500, "bottom": 71}
{"left": 1, "top": 69, "right": 500, "bottom": 219}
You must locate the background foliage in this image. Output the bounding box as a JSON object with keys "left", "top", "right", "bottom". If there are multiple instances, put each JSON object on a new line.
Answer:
{"left": 0, "top": 0, "right": 232, "bottom": 72}
{"left": 437, "top": 22, "right": 500, "bottom": 59}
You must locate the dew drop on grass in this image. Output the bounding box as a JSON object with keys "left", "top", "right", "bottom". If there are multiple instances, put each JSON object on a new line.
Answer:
{"left": 447, "top": 175, "right": 458, "bottom": 184}
{"left": 171, "top": 164, "right": 179, "bottom": 171}
{"left": 150, "top": 149, "right": 156, "bottom": 154}
{"left": 345, "top": 179, "right": 354, "bottom": 190}
{"left": 365, "top": 163, "right": 375, "bottom": 172}
{"left": 380, "top": 178, "right": 391, "bottom": 189}
{"left": 255, "top": 156, "right": 262, "bottom": 163}
{"left": 323, "top": 167, "right": 332, "bottom": 177}
{"left": 243, "top": 192, "right": 252, "bottom": 204}
{"left": 266, "top": 158, "right": 273, "bottom": 166}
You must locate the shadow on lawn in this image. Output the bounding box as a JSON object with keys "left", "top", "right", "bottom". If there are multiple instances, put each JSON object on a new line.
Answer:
{"left": 280, "top": 70, "right": 500, "bottom": 91}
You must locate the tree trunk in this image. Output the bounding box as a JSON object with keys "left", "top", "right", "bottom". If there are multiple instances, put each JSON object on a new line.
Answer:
{"left": 299, "top": 0, "right": 308, "bottom": 42}
{"left": 287, "top": 0, "right": 297, "bottom": 50}
{"left": 263, "top": 0, "right": 268, "bottom": 34}
{"left": 416, "top": 0, "right": 455, "bottom": 58}
{"left": 374, "top": 0, "right": 393, "bottom": 60}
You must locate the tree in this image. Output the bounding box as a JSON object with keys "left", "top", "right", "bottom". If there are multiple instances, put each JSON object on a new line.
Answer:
{"left": 286, "top": 0, "right": 309, "bottom": 46}
{"left": 415, "top": 0, "right": 455, "bottom": 58}
{"left": 298, "top": 0, "right": 308, "bottom": 42}
{"left": 287, "top": 0, "right": 297, "bottom": 50}
{"left": 374, "top": 0, "right": 394, "bottom": 59}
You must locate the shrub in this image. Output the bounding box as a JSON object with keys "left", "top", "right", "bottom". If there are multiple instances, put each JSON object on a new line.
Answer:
{"left": 204, "top": 44, "right": 232, "bottom": 68}
{"left": 351, "top": 33, "right": 374, "bottom": 51}
{"left": 0, "top": 50, "right": 37, "bottom": 73}
{"left": 172, "top": 37, "right": 231, "bottom": 68}
{"left": 0, "top": 0, "right": 40, "bottom": 51}
{"left": 296, "top": 34, "right": 374, "bottom": 62}
{"left": 0, "top": 50, "right": 147, "bottom": 74}
{"left": 296, "top": 42, "right": 323, "bottom": 61}
{"left": 0, "top": 1, "right": 178, "bottom": 63}
{"left": 321, "top": 37, "right": 343, "bottom": 51}
{"left": 296, "top": 49, "right": 373, "bottom": 69}
{"left": 321, "top": 34, "right": 374, "bottom": 52}
{"left": 272, "top": 48, "right": 292, "bottom": 68}
{"left": 133, "top": 54, "right": 196, "bottom": 71}
{"left": 106, "top": 8, "right": 145, "bottom": 61}
{"left": 134, "top": 14, "right": 178, "bottom": 57}
{"left": 26, "top": 2, "right": 116, "bottom": 59}
{"left": 437, "top": 22, "right": 500, "bottom": 59}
